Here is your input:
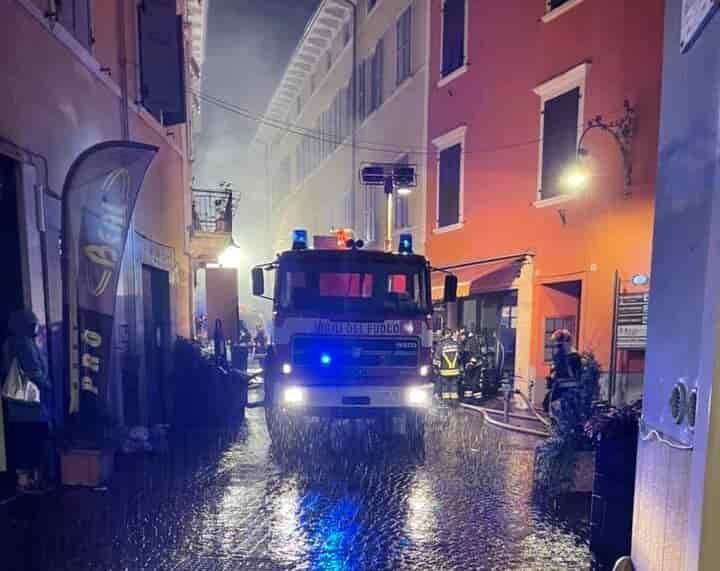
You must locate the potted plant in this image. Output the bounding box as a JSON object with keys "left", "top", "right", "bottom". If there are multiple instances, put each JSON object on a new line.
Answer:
{"left": 59, "top": 398, "right": 120, "bottom": 488}
{"left": 584, "top": 400, "right": 641, "bottom": 566}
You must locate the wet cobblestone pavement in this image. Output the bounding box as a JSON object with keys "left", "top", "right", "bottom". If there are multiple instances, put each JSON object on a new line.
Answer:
{"left": 1, "top": 405, "right": 593, "bottom": 570}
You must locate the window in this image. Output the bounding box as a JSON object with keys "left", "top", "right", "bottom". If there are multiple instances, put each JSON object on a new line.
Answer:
{"left": 56, "top": 0, "right": 92, "bottom": 49}
{"left": 357, "top": 60, "right": 368, "bottom": 120}
{"left": 278, "top": 262, "right": 430, "bottom": 315}
{"left": 432, "top": 126, "right": 466, "bottom": 230}
{"left": 533, "top": 63, "right": 588, "bottom": 202}
{"left": 540, "top": 89, "right": 580, "bottom": 199}
{"left": 547, "top": 0, "right": 572, "bottom": 10}
{"left": 310, "top": 73, "right": 316, "bottom": 94}
{"left": 138, "top": 2, "right": 186, "bottom": 125}
{"left": 345, "top": 82, "right": 354, "bottom": 134}
{"left": 366, "top": 188, "right": 377, "bottom": 243}
{"left": 394, "top": 155, "right": 410, "bottom": 229}
{"left": 544, "top": 316, "right": 577, "bottom": 362}
{"left": 320, "top": 273, "right": 374, "bottom": 298}
{"left": 370, "top": 39, "right": 384, "bottom": 113}
{"left": 296, "top": 96, "right": 302, "bottom": 117}
{"left": 438, "top": 145, "right": 461, "bottom": 228}
{"left": 368, "top": 0, "right": 378, "bottom": 13}
{"left": 396, "top": 5, "right": 413, "bottom": 85}
{"left": 395, "top": 195, "right": 410, "bottom": 229}
{"left": 441, "top": 0, "right": 466, "bottom": 77}
{"left": 343, "top": 22, "right": 351, "bottom": 46}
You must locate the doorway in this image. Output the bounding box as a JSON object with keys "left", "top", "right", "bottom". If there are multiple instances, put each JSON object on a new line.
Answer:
{"left": 142, "top": 265, "right": 171, "bottom": 425}
{"left": 0, "top": 154, "right": 26, "bottom": 490}
{"left": 540, "top": 280, "right": 582, "bottom": 363}
{"left": 0, "top": 155, "right": 25, "bottom": 355}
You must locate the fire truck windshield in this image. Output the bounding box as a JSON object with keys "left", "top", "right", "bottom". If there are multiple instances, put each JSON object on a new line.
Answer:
{"left": 277, "top": 262, "right": 430, "bottom": 316}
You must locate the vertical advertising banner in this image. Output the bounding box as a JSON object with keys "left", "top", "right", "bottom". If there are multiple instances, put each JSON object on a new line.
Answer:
{"left": 62, "top": 142, "right": 158, "bottom": 415}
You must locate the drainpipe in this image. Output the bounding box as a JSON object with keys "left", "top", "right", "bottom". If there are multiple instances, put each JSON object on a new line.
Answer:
{"left": 117, "top": 0, "right": 130, "bottom": 140}
{"left": 336, "top": 0, "right": 358, "bottom": 232}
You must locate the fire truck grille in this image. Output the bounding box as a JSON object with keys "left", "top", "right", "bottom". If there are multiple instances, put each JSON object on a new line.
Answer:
{"left": 292, "top": 336, "right": 419, "bottom": 368}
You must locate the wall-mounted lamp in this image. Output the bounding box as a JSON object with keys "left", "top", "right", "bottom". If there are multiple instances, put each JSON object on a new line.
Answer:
{"left": 566, "top": 99, "right": 636, "bottom": 197}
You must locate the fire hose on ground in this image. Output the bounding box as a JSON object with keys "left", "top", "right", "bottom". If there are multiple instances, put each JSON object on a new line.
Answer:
{"left": 460, "top": 387, "right": 551, "bottom": 438}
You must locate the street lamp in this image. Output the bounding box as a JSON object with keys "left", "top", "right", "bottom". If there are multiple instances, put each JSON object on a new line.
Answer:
{"left": 360, "top": 163, "right": 417, "bottom": 252}
{"left": 218, "top": 245, "right": 243, "bottom": 268}
{"left": 561, "top": 99, "right": 636, "bottom": 197}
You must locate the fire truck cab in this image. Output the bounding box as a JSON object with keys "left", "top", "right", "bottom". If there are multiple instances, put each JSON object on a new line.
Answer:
{"left": 252, "top": 229, "right": 456, "bottom": 447}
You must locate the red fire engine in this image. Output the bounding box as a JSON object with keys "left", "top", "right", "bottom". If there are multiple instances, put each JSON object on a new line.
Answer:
{"left": 251, "top": 229, "right": 456, "bottom": 447}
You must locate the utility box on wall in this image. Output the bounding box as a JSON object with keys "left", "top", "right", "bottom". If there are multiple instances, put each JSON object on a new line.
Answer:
{"left": 205, "top": 267, "right": 239, "bottom": 343}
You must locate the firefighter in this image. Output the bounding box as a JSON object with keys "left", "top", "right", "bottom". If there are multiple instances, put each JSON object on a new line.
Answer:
{"left": 544, "top": 329, "right": 584, "bottom": 432}
{"left": 461, "top": 328, "right": 483, "bottom": 400}
{"left": 433, "top": 329, "right": 462, "bottom": 400}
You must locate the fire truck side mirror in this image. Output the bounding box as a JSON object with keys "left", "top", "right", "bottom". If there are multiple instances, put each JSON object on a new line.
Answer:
{"left": 443, "top": 275, "right": 458, "bottom": 303}
{"left": 251, "top": 267, "right": 265, "bottom": 297}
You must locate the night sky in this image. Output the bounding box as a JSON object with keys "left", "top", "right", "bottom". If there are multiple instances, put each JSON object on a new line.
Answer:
{"left": 194, "top": 0, "right": 320, "bottom": 189}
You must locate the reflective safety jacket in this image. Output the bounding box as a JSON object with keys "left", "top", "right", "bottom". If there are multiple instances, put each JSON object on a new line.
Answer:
{"left": 434, "top": 339, "right": 462, "bottom": 377}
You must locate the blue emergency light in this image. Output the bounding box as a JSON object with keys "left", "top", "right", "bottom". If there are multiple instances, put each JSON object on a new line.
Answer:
{"left": 292, "top": 229, "right": 308, "bottom": 250}
{"left": 398, "top": 233, "right": 413, "bottom": 255}
{"left": 320, "top": 353, "right": 332, "bottom": 366}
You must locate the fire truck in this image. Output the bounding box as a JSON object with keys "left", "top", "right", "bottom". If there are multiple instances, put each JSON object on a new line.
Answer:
{"left": 251, "top": 228, "right": 457, "bottom": 447}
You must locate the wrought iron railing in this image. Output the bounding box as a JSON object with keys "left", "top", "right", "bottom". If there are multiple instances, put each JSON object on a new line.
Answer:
{"left": 191, "top": 188, "right": 240, "bottom": 234}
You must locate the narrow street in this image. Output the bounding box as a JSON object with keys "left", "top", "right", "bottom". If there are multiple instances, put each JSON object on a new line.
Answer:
{"left": 2, "top": 404, "right": 591, "bottom": 571}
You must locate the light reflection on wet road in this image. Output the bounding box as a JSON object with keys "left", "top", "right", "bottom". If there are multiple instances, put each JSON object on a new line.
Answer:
{"left": 2, "top": 406, "right": 592, "bottom": 570}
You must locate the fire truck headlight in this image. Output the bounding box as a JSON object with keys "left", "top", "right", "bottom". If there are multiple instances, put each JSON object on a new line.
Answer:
{"left": 282, "top": 363, "right": 292, "bottom": 375}
{"left": 419, "top": 365, "right": 430, "bottom": 377}
{"left": 406, "top": 386, "right": 430, "bottom": 406}
{"left": 283, "top": 386, "right": 305, "bottom": 406}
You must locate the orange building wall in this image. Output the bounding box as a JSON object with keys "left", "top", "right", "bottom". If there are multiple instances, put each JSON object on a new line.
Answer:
{"left": 1, "top": 0, "right": 191, "bottom": 336}
{"left": 425, "top": 0, "right": 663, "bottom": 378}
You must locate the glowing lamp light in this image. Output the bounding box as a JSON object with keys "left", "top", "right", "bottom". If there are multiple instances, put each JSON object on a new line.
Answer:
{"left": 218, "top": 246, "right": 242, "bottom": 268}
{"left": 632, "top": 274, "right": 649, "bottom": 286}
{"left": 320, "top": 353, "right": 332, "bottom": 366}
{"left": 282, "top": 363, "right": 292, "bottom": 375}
{"left": 562, "top": 163, "right": 590, "bottom": 193}
{"left": 419, "top": 365, "right": 430, "bottom": 377}
{"left": 396, "top": 186, "right": 413, "bottom": 196}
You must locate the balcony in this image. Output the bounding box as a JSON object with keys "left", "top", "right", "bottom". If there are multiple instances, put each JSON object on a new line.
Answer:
{"left": 189, "top": 188, "right": 240, "bottom": 263}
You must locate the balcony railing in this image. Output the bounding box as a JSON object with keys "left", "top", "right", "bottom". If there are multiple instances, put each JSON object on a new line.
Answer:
{"left": 191, "top": 188, "right": 240, "bottom": 234}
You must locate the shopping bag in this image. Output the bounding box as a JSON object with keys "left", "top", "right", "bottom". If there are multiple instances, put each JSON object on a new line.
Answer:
{"left": 2, "top": 358, "right": 40, "bottom": 403}
{"left": 2, "top": 358, "right": 44, "bottom": 423}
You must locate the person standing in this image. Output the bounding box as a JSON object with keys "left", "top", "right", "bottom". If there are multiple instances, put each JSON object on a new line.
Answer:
{"left": 1, "top": 309, "right": 51, "bottom": 493}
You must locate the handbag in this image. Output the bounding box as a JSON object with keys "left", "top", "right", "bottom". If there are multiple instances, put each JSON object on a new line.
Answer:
{"left": 2, "top": 358, "right": 45, "bottom": 423}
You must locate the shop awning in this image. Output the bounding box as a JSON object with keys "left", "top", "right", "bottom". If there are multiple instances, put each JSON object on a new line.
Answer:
{"left": 432, "top": 256, "right": 528, "bottom": 301}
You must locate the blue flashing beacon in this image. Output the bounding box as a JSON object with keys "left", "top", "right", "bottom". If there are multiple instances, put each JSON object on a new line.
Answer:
{"left": 398, "top": 233, "right": 413, "bottom": 255}
{"left": 292, "top": 229, "right": 308, "bottom": 250}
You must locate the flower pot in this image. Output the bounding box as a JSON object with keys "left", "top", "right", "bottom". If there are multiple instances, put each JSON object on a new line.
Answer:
{"left": 60, "top": 448, "right": 114, "bottom": 487}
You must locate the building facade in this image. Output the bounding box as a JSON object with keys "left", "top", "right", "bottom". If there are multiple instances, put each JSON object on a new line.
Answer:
{"left": 425, "top": 0, "right": 664, "bottom": 401}
{"left": 632, "top": 3, "right": 720, "bottom": 569}
{"left": 254, "top": 0, "right": 430, "bottom": 255}
{"left": 1, "top": 0, "right": 206, "bottom": 428}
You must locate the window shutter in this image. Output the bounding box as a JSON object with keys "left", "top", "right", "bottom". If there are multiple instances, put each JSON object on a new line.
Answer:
{"left": 541, "top": 88, "right": 580, "bottom": 198}
{"left": 438, "top": 144, "right": 461, "bottom": 227}
{"left": 442, "top": 0, "right": 465, "bottom": 76}
{"left": 138, "top": 1, "right": 186, "bottom": 125}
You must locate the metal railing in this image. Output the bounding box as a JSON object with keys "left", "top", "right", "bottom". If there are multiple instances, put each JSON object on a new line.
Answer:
{"left": 191, "top": 188, "right": 240, "bottom": 234}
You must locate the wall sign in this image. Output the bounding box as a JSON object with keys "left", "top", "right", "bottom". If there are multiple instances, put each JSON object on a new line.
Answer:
{"left": 617, "top": 293, "right": 649, "bottom": 349}
{"left": 681, "top": 0, "right": 719, "bottom": 52}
